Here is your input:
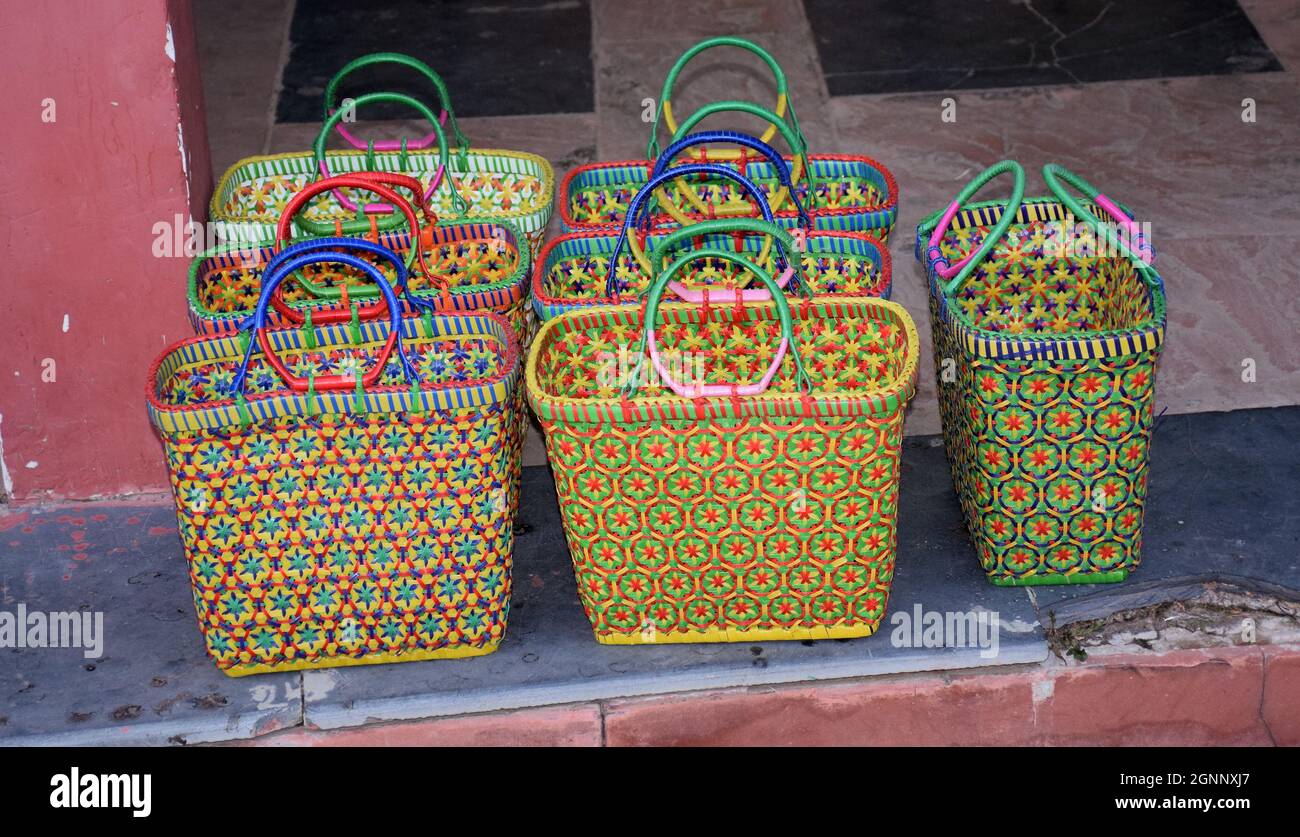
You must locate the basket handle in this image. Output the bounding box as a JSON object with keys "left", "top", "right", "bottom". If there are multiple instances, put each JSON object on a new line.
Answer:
{"left": 1042, "top": 164, "right": 1156, "bottom": 268}
{"left": 921, "top": 160, "right": 1026, "bottom": 294}
{"left": 276, "top": 173, "right": 433, "bottom": 281}
{"left": 261, "top": 236, "right": 423, "bottom": 327}
{"left": 606, "top": 163, "right": 779, "bottom": 297}
{"left": 653, "top": 123, "right": 811, "bottom": 225}
{"left": 314, "top": 91, "right": 470, "bottom": 218}
{"left": 625, "top": 247, "right": 811, "bottom": 399}
{"left": 229, "top": 250, "right": 419, "bottom": 396}
{"left": 649, "top": 217, "right": 806, "bottom": 304}
{"left": 649, "top": 36, "right": 805, "bottom": 162}
{"left": 322, "top": 52, "right": 470, "bottom": 160}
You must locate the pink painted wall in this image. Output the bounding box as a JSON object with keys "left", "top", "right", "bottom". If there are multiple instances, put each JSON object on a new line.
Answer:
{"left": 0, "top": 0, "right": 211, "bottom": 501}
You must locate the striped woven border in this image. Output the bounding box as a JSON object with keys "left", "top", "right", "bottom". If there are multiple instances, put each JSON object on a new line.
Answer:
{"left": 525, "top": 297, "right": 919, "bottom": 425}
{"left": 557, "top": 154, "right": 899, "bottom": 236}
{"left": 148, "top": 311, "right": 520, "bottom": 433}
{"left": 209, "top": 147, "right": 555, "bottom": 236}
{"left": 531, "top": 226, "right": 893, "bottom": 323}
{"left": 914, "top": 197, "right": 1167, "bottom": 361}
{"left": 186, "top": 220, "right": 530, "bottom": 335}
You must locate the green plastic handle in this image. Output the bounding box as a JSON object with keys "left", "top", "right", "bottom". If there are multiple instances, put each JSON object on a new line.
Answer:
{"left": 625, "top": 246, "right": 812, "bottom": 398}
{"left": 323, "top": 51, "right": 470, "bottom": 163}
{"left": 927, "top": 160, "right": 1026, "bottom": 294}
{"left": 311, "top": 91, "right": 469, "bottom": 224}
{"left": 648, "top": 36, "right": 806, "bottom": 159}
{"left": 1043, "top": 163, "right": 1158, "bottom": 281}
{"left": 650, "top": 217, "right": 808, "bottom": 289}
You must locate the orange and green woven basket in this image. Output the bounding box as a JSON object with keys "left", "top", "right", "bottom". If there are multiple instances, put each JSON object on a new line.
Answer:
{"left": 917, "top": 161, "right": 1166, "bottom": 586}
{"left": 149, "top": 255, "right": 522, "bottom": 675}
{"left": 527, "top": 247, "right": 918, "bottom": 643}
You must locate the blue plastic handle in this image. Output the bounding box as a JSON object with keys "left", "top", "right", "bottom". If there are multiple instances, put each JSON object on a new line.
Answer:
{"left": 229, "top": 249, "right": 419, "bottom": 396}
{"left": 652, "top": 130, "right": 812, "bottom": 229}
{"left": 260, "top": 235, "right": 411, "bottom": 296}
{"left": 605, "top": 162, "right": 788, "bottom": 298}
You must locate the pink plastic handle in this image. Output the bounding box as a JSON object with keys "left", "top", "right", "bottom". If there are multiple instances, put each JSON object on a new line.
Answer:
{"left": 1094, "top": 193, "right": 1154, "bottom": 265}
{"left": 320, "top": 159, "right": 447, "bottom": 216}
{"left": 668, "top": 265, "right": 795, "bottom": 304}
{"left": 645, "top": 330, "right": 789, "bottom": 398}
{"left": 332, "top": 108, "right": 449, "bottom": 151}
{"left": 926, "top": 200, "right": 974, "bottom": 280}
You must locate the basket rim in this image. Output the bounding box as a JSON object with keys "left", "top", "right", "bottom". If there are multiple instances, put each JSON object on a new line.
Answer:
{"left": 148, "top": 310, "right": 520, "bottom": 433}
{"left": 529, "top": 226, "right": 893, "bottom": 313}
{"left": 209, "top": 147, "right": 556, "bottom": 233}
{"left": 556, "top": 153, "right": 900, "bottom": 230}
{"left": 186, "top": 217, "right": 532, "bottom": 326}
{"left": 525, "top": 296, "right": 919, "bottom": 424}
{"left": 917, "top": 196, "right": 1167, "bottom": 359}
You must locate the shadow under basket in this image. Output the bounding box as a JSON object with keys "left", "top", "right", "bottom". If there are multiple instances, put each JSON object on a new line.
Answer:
{"left": 919, "top": 199, "right": 1167, "bottom": 586}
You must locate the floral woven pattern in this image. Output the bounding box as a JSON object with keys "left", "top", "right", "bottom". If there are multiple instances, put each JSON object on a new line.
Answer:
{"left": 532, "top": 227, "right": 892, "bottom": 324}
{"left": 189, "top": 225, "right": 531, "bottom": 340}
{"left": 210, "top": 150, "right": 554, "bottom": 257}
{"left": 527, "top": 298, "right": 918, "bottom": 642}
{"left": 149, "top": 314, "right": 521, "bottom": 675}
{"left": 921, "top": 201, "right": 1166, "bottom": 585}
{"left": 561, "top": 157, "right": 897, "bottom": 242}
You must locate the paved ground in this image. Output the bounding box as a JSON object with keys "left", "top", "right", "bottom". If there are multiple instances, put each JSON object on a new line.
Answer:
{"left": 3, "top": 408, "right": 1297, "bottom": 745}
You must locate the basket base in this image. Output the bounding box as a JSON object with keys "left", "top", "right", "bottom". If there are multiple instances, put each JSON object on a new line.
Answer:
{"left": 216, "top": 640, "right": 502, "bottom": 677}
{"left": 593, "top": 622, "right": 880, "bottom": 645}
{"left": 987, "top": 569, "right": 1131, "bottom": 587}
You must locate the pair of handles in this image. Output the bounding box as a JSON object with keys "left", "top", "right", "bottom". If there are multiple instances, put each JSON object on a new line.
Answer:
{"left": 273, "top": 171, "right": 450, "bottom": 314}
{"left": 636, "top": 38, "right": 812, "bottom": 223}
{"left": 305, "top": 54, "right": 473, "bottom": 234}
{"left": 626, "top": 247, "right": 812, "bottom": 399}
{"left": 229, "top": 239, "right": 420, "bottom": 399}
{"left": 922, "top": 161, "right": 1157, "bottom": 295}
{"left": 608, "top": 159, "right": 790, "bottom": 297}
{"left": 645, "top": 126, "right": 812, "bottom": 230}
{"left": 647, "top": 38, "right": 808, "bottom": 171}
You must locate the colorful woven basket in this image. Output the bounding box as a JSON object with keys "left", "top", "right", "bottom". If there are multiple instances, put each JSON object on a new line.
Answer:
{"left": 917, "top": 161, "right": 1166, "bottom": 586}
{"left": 149, "top": 254, "right": 522, "bottom": 675}
{"left": 211, "top": 53, "right": 553, "bottom": 256}
{"left": 190, "top": 172, "right": 531, "bottom": 340}
{"left": 558, "top": 37, "right": 897, "bottom": 240}
{"left": 527, "top": 247, "right": 919, "bottom": 643}
{"left": 535, "top": 165, "right": 890, "bottom": 323}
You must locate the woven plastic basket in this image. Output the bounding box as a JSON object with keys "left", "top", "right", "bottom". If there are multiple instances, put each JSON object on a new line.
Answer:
{"left": 527, "top": 247, "right": 918, "bottom": 643}
{"left": 535, "top": 165, "right": 890, "bottom": 323}
{"left": 190, "top": 172, "right": 531, "bottom": 341}
{"left": 149, "top": 253, "right": 522, "bottom": 674}
{"left": 917, "top": 161, "right": 1166, "bottom": 586}
{"left": 211, "top": 54, "right": 553, "bottom": 256}
{"left": 558, "top": 38, "right": 897, "bottom": 240}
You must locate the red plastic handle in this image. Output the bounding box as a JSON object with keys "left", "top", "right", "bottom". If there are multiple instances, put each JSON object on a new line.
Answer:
{"left": 275, "top": 172, "right": 433, "bottom": 246}
{"left": 272, "top": 174, "right": 443, "bottom": 324}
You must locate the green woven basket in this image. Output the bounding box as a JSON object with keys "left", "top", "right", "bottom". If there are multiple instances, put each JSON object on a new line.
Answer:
{"left": 917, "top": 162, "right": 1166, "bottom": 586}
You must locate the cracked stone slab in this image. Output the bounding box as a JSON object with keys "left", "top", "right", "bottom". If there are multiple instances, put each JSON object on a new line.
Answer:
{"left": 0, "top": 504, "right": 301, "bottom": 746}
{"left": 301, "top": 442, "right": 1047, "bottom": 731}
{"left": 806, "top": 0, "right": 1283, "bottom": 96}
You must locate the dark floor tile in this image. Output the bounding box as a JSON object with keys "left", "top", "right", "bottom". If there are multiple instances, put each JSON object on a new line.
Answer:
{"left": 276, "top": 0, "right": 594, "bottom": 121}
{"left": 806, "top": 0, "right": 1283, "bottom": 96}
